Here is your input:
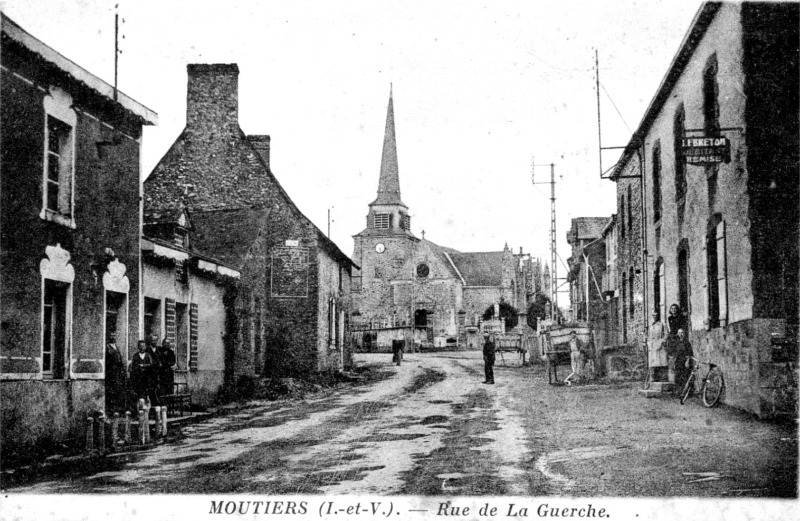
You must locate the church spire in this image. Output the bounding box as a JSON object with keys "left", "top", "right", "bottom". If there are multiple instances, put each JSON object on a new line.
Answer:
{"left": 371, "top": 86, "right": 406, "bottom": 207}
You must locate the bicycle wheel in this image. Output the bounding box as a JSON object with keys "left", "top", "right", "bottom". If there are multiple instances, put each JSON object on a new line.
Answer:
{"left": 702, "top": 368, "right": 724, "bottom": 408}
{"left": 679, "top": 374, "right": 694, "bottom": 405}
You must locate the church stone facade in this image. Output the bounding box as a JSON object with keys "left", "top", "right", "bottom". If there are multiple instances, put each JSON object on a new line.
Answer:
{"left": 351, "top": 92, "right": 535, "bottom": 350}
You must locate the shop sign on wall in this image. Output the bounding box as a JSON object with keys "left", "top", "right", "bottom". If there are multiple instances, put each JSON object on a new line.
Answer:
{"left": 271, "top": 246, "right": 309, "bottom": 297}
{"left": 682, "top": 135, "right": 731, "bottom": 165}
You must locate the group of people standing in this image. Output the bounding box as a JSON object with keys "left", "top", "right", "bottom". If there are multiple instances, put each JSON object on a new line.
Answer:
{"left": 649, "top": 303, "right": 694, "bottom": 395}
{"left": 104, "top": 333, "right": 177, "bottom": 414}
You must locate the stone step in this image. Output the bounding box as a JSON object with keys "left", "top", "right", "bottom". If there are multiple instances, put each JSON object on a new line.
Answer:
{"left": 649, "top": 382, "right": 675, "bottom": 392}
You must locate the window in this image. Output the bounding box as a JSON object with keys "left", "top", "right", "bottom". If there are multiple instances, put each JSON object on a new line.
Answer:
{"left": 674, "top": 104, "right": 686, "bottom": 202}
{"left": 174, "top": 227, "right": 189, "bottom": 248}
{"left": 401, "top": 214, "right": 411, "bottom": 231}
{"left": 43, "top": 279, "right": 69, "bottom": 379}
{"left": 174, "top": 302, "right": 188, "bottom": 371}
{"left": 41, "top": 88, "right": 76, "bottom": 227}
{"left": 703, "top": 55, "right": 720, "bottom": 205}
{"left": 254, "top": 297, "right": 262, "bottom": 374}
{"left": 328, "top": 298, "right": 337, "bottom": 349}
{"left": 653, "top": 259, "right": 666, "bottom": 322}
{"left": 652, "top": 142, "right": 662, "bottom": 223}
{"left": 629, "top": 268, "right": 635, "bottom": 319}
{"left": 144, "top": 297, "right": 161, "bottom": 341}
{"left": 703, "top": 55, "right": 720, "bottom": 134}
{"left": 706, "top": 215, "right": 727, "bottom": 329}
{"left": 374, "top": 213, "right": 390, "bottom": 229}
{"left": 189, "top": 303, "right": 199, "bottom": 372}
{"left": 619, "top": 195, "right": 626, "bottom": 240}
{"left": 621, "top": 277, "right": 627, "bottom": 344}
{"left": 677, "top": 240, "right": 690, "bottom": 322}
{"left": 45, "top": 117, "right": 72, "bottom": 214}
{"left": 105, "top": 290, "right": 127, "bottom": 347}
{"left": 627, "top": 185, "right": 633, "bottom": 236}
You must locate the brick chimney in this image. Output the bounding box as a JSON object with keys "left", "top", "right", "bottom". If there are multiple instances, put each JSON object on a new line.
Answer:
{"left": 247, "top": 135, "right": 271, "bottom": 169}
{"left": 186, "top": 64, "right": 239, "bottom": 132}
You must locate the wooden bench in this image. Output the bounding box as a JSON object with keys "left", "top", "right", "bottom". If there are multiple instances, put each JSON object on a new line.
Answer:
{"left": 160, "top": 383, "right": 192, "bottom": 417}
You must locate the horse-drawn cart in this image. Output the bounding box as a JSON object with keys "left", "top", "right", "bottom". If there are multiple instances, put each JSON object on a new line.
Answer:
{"left": 494, "top": 333, "right": 527, "bottom": 366}
{"left": 538, "top": 323, "right": 592, "bottom": 384}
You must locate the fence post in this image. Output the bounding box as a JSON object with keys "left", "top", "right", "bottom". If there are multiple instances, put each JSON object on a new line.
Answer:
{"left": 96, "top": 412, "right": 106, "bottom": 452}
{"left": 138, "top": 404, "right": 147, "bottom": 445}
{"left": 153, "top": 406, "right": 162, "bottom": 440}
{"left": 124, "top": 411, "right": 132, "bottom": 444}
{"left": 85, "top": 416, "right": 94, "bottom": 453}
{"left": 161, "top": 406, "right": 168, "bottom": 437}
{"left": 143, "top": 399, "right": 151, "bottom": 444}
{"left": 111, "top": 412, "right": 120, "bottom": 446}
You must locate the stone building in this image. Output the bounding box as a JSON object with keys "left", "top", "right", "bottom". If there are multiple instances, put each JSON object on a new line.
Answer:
{"left": 145, "top": 64, "right": 357, "bottom": 381}
{"left": 351, "top": 91, "right": 533, "bottom": 350}
{"left": 0, "top": 15, "right": 157, "bottom": 460}
{"left": 566, "top": 217, "right": 609, "bottom": 324}
{"left": 142, "top": 207, "right": 240, "bottom": 406}
{"left": 609, "top": 2, "right": 798, "bottom": 417}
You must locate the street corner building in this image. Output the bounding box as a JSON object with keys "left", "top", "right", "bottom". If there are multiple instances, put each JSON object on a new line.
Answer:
{"left": 144, "top": 63, "right": 357, "bottom": 388}
{"left": 350, "top": 90, "right": 543, "bottom": 352}
{"left": 0, "top": 14, "right": 157, "bottom": 461}
{"left": 606, "top": 2, "right": 799, "bottom": 417}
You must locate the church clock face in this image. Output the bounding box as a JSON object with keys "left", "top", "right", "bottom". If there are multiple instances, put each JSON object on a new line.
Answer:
{"left": 375, "top": 243, "right": 386, "bottom": 253}
{"left": 416, "top": 263, "right": 430, "bottom": 278}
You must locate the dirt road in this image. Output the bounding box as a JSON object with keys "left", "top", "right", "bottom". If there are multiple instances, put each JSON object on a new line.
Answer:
{"left": 6, "top": 351, "right": 797, "bottom": 497}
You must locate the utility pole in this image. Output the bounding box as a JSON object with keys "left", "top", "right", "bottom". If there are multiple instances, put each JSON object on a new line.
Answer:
{"left": 114, "top": 5, "right": 120, "bottom": 101}
{"left": 532, "top": 159, "right": 558, "bottom": 320}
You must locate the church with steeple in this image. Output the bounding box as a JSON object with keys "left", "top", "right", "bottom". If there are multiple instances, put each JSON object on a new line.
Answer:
{"left": 351, "top": 90, "right": 541, "bottom": 350}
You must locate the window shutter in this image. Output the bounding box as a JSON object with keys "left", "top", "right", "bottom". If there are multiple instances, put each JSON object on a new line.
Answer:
{"left": 716, "top": 221, "right": 728, "bottom": 327}
{"left": 189, "top": 303, "right": 199, "bottom": 371}
{"left": 165, "top": 298, "right": 176, "bottom": 344}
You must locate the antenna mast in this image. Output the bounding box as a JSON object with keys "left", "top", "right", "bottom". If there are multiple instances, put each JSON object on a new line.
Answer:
{"left": 532, "top": 158, "right": 558, "bottom": 320}
{"left": 114, "top": 5, "right": 119, "bottom": 101}
{"left": 596, "top": 49, "right": 602, "bottom": 178}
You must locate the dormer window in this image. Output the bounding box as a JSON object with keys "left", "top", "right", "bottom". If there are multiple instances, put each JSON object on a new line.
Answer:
{"left": 374, "top": 213, "right": 390, "bottom": 229}
{"left": 174, "top": 227, "right": 189, "bottom": 249}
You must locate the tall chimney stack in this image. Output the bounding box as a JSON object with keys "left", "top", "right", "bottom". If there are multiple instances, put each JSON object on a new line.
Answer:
{"left": 186, "top": 64, "right": 239, "bottom": 133}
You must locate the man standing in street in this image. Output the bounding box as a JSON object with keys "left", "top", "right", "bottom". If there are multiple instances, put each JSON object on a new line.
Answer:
{"left": 565, "top": 330, "right": 583, "bottom": 386}
{"left": 482, "top": 332, "right": 495, "bottom": 384}
{"left": 105, "top": 332, "right": 127, "bottom": 414}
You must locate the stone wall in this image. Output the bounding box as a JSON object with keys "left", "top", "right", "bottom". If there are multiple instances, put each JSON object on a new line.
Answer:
{"left": 693, "top": 318, "right": 793, "bottom": 418}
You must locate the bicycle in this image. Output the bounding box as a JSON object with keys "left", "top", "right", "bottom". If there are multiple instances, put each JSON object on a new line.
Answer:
{"left": 680, "top": 356, "right": 725, "bottom": 407}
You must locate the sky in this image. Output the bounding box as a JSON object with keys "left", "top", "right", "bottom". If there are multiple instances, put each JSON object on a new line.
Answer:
{"left": 1, "top": 0, "right": 701, "bottom": 305}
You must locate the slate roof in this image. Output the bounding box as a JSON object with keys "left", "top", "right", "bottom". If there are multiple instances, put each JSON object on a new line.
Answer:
{"left": 448, "top": 251, "right": 507, "bottom": 287}
{"left": 370, "top": 89, "right": 406, "bottom": 207}
{"left": 189, "top": 207, "right": 267, "bottom": 269}
{"left": 424, "top": 239, "right": 464, "bottom": 282}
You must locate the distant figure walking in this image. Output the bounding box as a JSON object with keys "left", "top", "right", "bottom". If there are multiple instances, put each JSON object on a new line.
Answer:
{"left": 482, "top": 332, "right": 496, "bottom": 384}
{"left": 564, "top": 330, "right": 583, "bottom": 386}
{"left": 392, "top": 339, "right": 404, "bottom": 366}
